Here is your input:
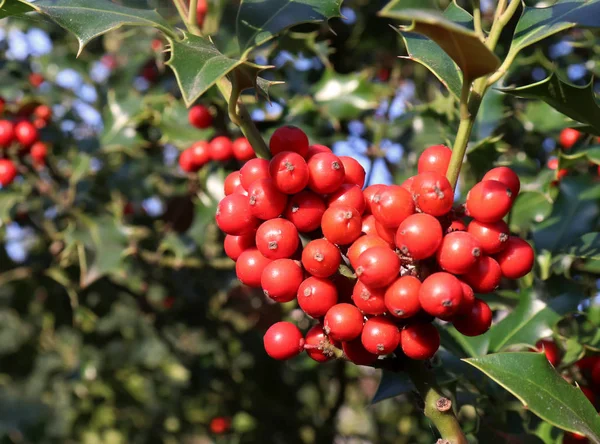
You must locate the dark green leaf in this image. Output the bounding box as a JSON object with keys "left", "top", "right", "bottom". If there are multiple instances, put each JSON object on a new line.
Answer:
{"left": 101, "top": 91, "right": 146, "bottom": 152}
{"left": 561, "top": 232, "right": 600, "bottom": 260}
{"left": 560, "top": 145, "right": 600, "bottom": 168}
{"left": 0, "top": 191, "right": 24, "bottom": 222}
{"left": 465, "top": 352, "right": 600, "bottom": 441}
{"left": 371, "top": 370, "right": 414, "bottom": 404}
{"left": 158, "top": 101, "right": 214, "bottom": 147}
{"left": 236, "top": 0, "right": 342, "bottom": 56}
{"left": 477, "top": 88, "right": 505, "bottom": 139}
{"left": 444, "top": 325, "right": 490, "bottom": 357}
{"left": 500, "top": 73, "right": 600, "bottom": 134}
{"left": 509, "top": 191, "right": 553, "bottom": 234}
{"left": 556, "top": 314, "right": 600, "bottom": 352}
{"left": 0, "top": 0, "right": 34, "bottom": 19}
{"left": 519, "top": 101, "right": 574, "bottom": 133}
{"left": 533, "top": 177, "right": 600, "bottom": 253}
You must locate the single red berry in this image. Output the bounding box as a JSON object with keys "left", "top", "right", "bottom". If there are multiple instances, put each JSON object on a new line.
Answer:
{"left": 581, "top": 386, "right": 595, "bottom": 406}
{"left": 339, "top": 156, "right": 366, "bottom": 188}
{"left": 235, "top": 248, "right": 271, "bottom": 288}
{"left": 215, "top": 193, "right": 258, "bottom": 235}
{"left": 224, "top": 233, "right": 255, "bottom": 261}
{"left": 436, "top": 231, "right": 482, "bottom": 274}
{"left": 482, "top": 166, "right": 520, "bottom": 199}
{"left": 284, "top": 190, "right": 326, "bottom": 233}
{"left": 324, "top": 303, "right": 364, "bottom": 341}
{"left": 297, "top": 277, "right": 338, "bottom": 318}
{"left": 34, "top": 104, "right": 52, "bottom": 122}
{"left": 457, "top": 281, "right": 475, "bottom": 315}
{"left": 196, "top": 0, "right": 208, "bottom": 26}
{"left": 535, "top": 339, "right": 561, "bottom": 367}
{"left": 453, "top": 298, "right": 492, "bottom": 337}
{"left": 418, "top": 144, "right": 452, "bottom": 176}
{"left": 209, "top": 417, "right": 231, "bottom": 435}
{"left": 351, "top": 280, "right": 386, "bottom": 315}
{"left": 307, "top": 152, "right": 345, "bottom": 194}
{"left": 224, "top": 171, "right": 242, "bottom": 196}
{"left": 547, "top": 158, "right": 559, "bottom": 170}
{"left": 302, "top": 238, "right": 341, "bottom": 278}
{"left": 466, "top": 180, "right": 513, "bottom": 223}
{"left": 209, "top": 136, "right": 234, "bottom": 161}
{"left": 29, "top": 72, "right": 44, "bottom": 87}
{"left": 446, "top": 218, "right": 467, "bottom": 233}
{"left": 347, "top": 235, "right": 389, "bottom": 269}
{"left": 363, "top": 184, "right": 384, "bottom": 214}
{"left": 412, "top": 172, "right": 454, "bottom": 216}
{"left": 374, "top": 219, "right": 396, "bottom": 247}
{"left": 395, "top": 213, "right": 442, "bottom": 260}
{"left": 263, "top": 321, "right": 305, "bottom": 360}
{"left": 179, "top": 148, "right": 197, "bottom": 173}
{"left": 419, "top": 272, "right": 464, "bottom": 319}
{"left": 30, "top": 141, "right": 48, "bottom": 166}
{"left": 400, "top": 176, "right": 415, "bottom": 192}
{"left": 0, "top": 159, "right": 17, "bottom": 186}
{"left": 14, "top": 121, "right": 38, "bottom": 148}
{"left": 261, "top": 259, "right": 303, "bottom": 302}
{"left": 269, "top": 125, "right": 309, "bottom": 158}
{"left": 269, "top": 151, "right": 309, "bottom": 194}
{"left": 240, "top": 158, "right": 270, "bottom": 189}
{"left": 305, "top": 325, "right": 333, "bottom": 363}
{"left": 559, "top": 127, "right": 581, "bottom": 149}
{"left": 400, "top": 323, "right": 440, "bottom": 360}
{"left": 361, "top": 316, "right": 400, "bottom": 355}
{"left": 188, "top": 104, "right": 213, "bottom": 129}
{"left": 321, "top": 205, "right": 362, "bottom": 245}
{"left": 306, "top": 144, "right": 331, "bottom": 159}
{"left": 255, "top": 218, "right": 299, "bottom": 260}
{"left": 232, "top": 137, "right": 255, "bottom": 161}
{"left": 342, "top": 338, "right": 378, "bottom": 366}
{"left": 355, "top": 246, "right": 400, "bottom": 289}
{"left": 360, "top": 214, "right": 378, "bottom": 236}
{"left": 327, "top": 184, "right": 366, "bottom": 214}
{"left": 33, "top": 118, "right": 46, "bottom": 129}
{"left": 248, "top": 178, "right": 288, "bottom": 220}
{"left": 462, "top": 255, "right": 502, "bottom": 293}
{"left": 495, "top": 236, "right": 534, "bottom": 279}
{"left": 467, "top": 219, "right": 509, "bottom": 255}
{"left": 371, "top": 185, "right": 415, "bottom": 228}
{"left": 190, "top": 141, "right": 211, "bottom": 168}
{"left": 384, "top": 276, "right": 422, "bottom": 319}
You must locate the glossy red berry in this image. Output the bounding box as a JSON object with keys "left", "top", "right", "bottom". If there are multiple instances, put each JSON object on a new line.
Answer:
{"left": 400, "top": 176, "right": 415, "bottom": 192}
{"left": 14, "top": 121, "right": 38, "bottom": 148}
{"left": 34, "top": 104, "right": 52, "bottom": 122}
{"left": 216, "top": 194, "right": 258, "bottom": 235}
{"left": 263, "top": 322, "right": 305, "bottom": 360}
{"left": 351, "top": 280, "right": 386, "bottom": 315}
{"left": 339, "top": 156, "right": 366, "bottom": 188}
{"left": 235, "top": 248, "right": 271, "bottom": 288}
{"left": 224, "top": 233, "right": 255, "bottom": 261}
{"left": 305, "top": 325, "right": 333, "bottom": 362}
{"left": 0, "top": 159, "right": 17, "bottom": 186}
{"left": 269, "top": 151, "right": 309, "bottom": 194}
{"left": 209, "top": 136, "right": 234, "bottom": 161}
{"left": 196, "top": 0, "right": 208, "bottom": 26}
{"left": 248, "top": 178, "right": 288, "bottom": 220}
{"left": 436, "top": 231, "right": 482, "bottom": 274}
{"left": 467, "top": 219, "right": 509, "bottom": 255}
{"left": 302, "top": 238, "right": 341, "bottom": 278}
{"left": 446, "top": 218, "right": 467, "bottom": 233}
{"left": 384, "top": 276, "right": 422, "bottom": 319}
{"left": 453, "top": 298, "right": 492, "bottom": 337}
{"left": 30, "top": 141, "right": 48, "bottom": 166}
{"left": 360, "top": 214, "right": 378, "bottom": 236}
{"left": 327, "top": 184, "right": 366, "bottom": 214}
{"left": 307, "top": 152, "right": 345, "bottom": 194}
{"left": 355, "top": 246, "right": 400, "bottom": 288}
{"left": 412, "top": 172, "right": 454, "bottom": 216}
{"left": 395, "top": 213, "right": 442, "bottom": 260}
{"left": 209, "top": 417, "right": 230, "bottom": 435}
{"left": 324, "top": 303, "right": 364, "bottom": 341}
{"left": 371, "top": 185, "right": 415, "bottom": 228}
{"left": 179, "top": 148, "right": 197, "bottom": 173}
{"left": 495, "top": 236, "right": 534, "bottom": 279}
{"left": 419, "top": 272, "right": 464, "bottom": 319}
{"left": 418, "top": 144, "right": 452, "bottom": 176}
{"left": 559, "top": 127, "right": 581, "bottom": 149}
{"left": 321, "top": 205, "right": 362, "bottom": 245}
{"left": 457, "top": 281, "right": 475, "bottom": 315}
{"left": 269, "top": 125, "right": 309, "bottom": 158}
{"left": 535, "top": 339, "right": 561, "bottom": 367}
{"left": 462, "top": 255, "right": 502, "bottom": 293}
{"left": 261, "top": 259, "right": 303, "bottom": 302}
{"left": 232, "top": 137, "right": 255, "bottom": 161}
{"left": 347, "top": 235, "right": 389, "bottom": 269}
{"left": 361, "top": 316, "right": 400, "bottom": 355}
{"left": 255, "top": 218, "right": 299, "bottom": 260}
{"left": 240, "top": 158, "right": 270, "bottom": 189}
{"left": 224, "top": 171, "right": 242, "bottom": 196}
{"left": 297, "top": 277, "right": 338, "bottom": 318}
{"left": 306, "top": 144, "right": 331, "bottom": 159}
{"left": 188, "top": 104, "right": 212, "bottom": 129}
{"left": 466, "top": 180, "right": 513, "bottom": 223}
{"left": 374, "top": 219, "right": 396, "bottom": 247}
{"left": 284, "top": 190, "right": 326, "bottom": 232}
{"left": 363, "top": 184, "right": 384, "bottom": 214}
{"left": 482, "top": 167, "right": 520, "bottom": 199}
{"left": 29, "top": 72, "right": 44, "bottom": 88}
{"left": 400, "top": 323, "right": 440, "bottom": 360}
{"left": 342, "top": 338, "right": 378, "bottom": 366}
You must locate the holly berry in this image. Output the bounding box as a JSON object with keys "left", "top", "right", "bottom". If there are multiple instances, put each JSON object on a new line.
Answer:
{"left": 374, "top": 219, "right": 396, "bottom": 247}
{"left": 351, "top": 280, "right": 387, "bottom": 315}
{"left": 412, "top": 172, "right": 454, "bottom": 216}
{"left": 248, "top": 178, "right": 288, "bottom": 220}
{"left": 235, "top": 248, "right": 271, "bottom": 288}
{"left": 321, "top": 205, "right": 362, "bottom": 245}
{"left": 301, "top": 238, "right": 341, "bottom": 278}
{"left": 30, "top": 141, "right": 48, "bottom": 166}
{"left": 297, "top": 277, "right": 338, "bottom": 318}
{"left": 462, "top": 255, "right": 502, "bottom": 293}
{"left": 347, "top": 235, "right": 389, "bottom": 269}
{"left": 209, "top": 417, "right": 231, "bottom": 435}
{"left": 340, "top": 156, "right": 366, "bottom": 188}
{"left": 29, "top": 73, "right": 44, "bottom": 87}
{"left": 0, "top": 159, "right": 17, "bottom": 186}
{"left": 384, "top": 276, "right": 422, "bottom": 319}
{"left": 535, "top": 339, "right": 561, "bottom": 367}
{"left": 363, "top": 184, "right": 384, "bottom": 214}
{"left": 342, "top": 338, "right": 378, "bottom": 366}
{"left": 305, "top": 325, "right": 333, "bottom": 362}
{"left": 0, "top": 120, "right": 14, "bottom": 148}
{"left": 361, "top": 316, "right": 400, "bottom": 355}
{"left": 482, "top": 166, "right": 520, "bottom": 198}
{"left": 196, "top": 0, "right": 208, "bottom": 26}
{"left": 467, "top": 219, "right": 509, "bottom": 255}
{"left": 34, "top": 104, "right": 52, "bottom": 122}
{"left": 188, "top": 104, "right": 212, "bottom": 129}
{"left": 466, "top": 180, "right": 513, "bottom": 223}
{"left": 261, "top": 259, "right": 303, "bottom": 302}
{"left": 269, "top": 151, "right": 309, "bottom": 194}
{"left": 283, "top": 190, "right": 326, "bottom": 232}
{"left": 215, "top": 193, "right": 258, "bottom": 235}
{"left": 436, "top": 231, "right": 482, "bottom": 274}
{"left": 418, "top": 144, "right": 452, "bottom": 176}
{"left": 306, "top": 144, "right": 331, "bottom": 159}
{"left": 457, "top": 281, "right": 475, "bottom": 315}
{"left": 324, "top": 303, "right": 364, "bottom": 341}
{"left": 327, "top": 184, "right": 366, "bottom": 214}
{"left": 419, "top": 272, "right": 464, "bottom": 319}
{"left": 232, "top": 137, "right": 255, "bottom": 161}
{"left": 360, "top": 214, "right": 378, "bottom": 236}
{"left": 452, "top": 298, "right": 492, "bottom": 337}
{"left": 495, "top": 236, "right": 534, "bottom": 279}
{"left": 224, "top": 171, "right": 242, "bottom": 196}
{"left": 179, "top": 148, "right": 196, "bottom": 173}
{"left": 395, "top": 213, "right": 442, "bottom": 260}
{"left": 240, "top": 158, "right": 270, "bottom": 189}
{"left": 224, "top": 233, "right": 255, "bottom": 261}
{"left": 263, "top": 322, "right": 305, "bottom": 360}
{"left": 255, "top": 218, "right": 299, "bottom": 260}
{"left": 269, "top": 125, "right": 309, "bottom": 158}
{"left": 371, "top": 185, "right": 415, "bottom": 227}
{"left": 400, "top": 323, "right": 440, "bottom": 360}
{"left": 209, "top": 136, "right": 234, "bottom": 161}
{"left": 559, "top": 127, "right": 581, "bottom": 149}
{"left": 307, "top": 152, "right": 345, "bottom": 194}
{"left": 355, "top": 246, "right": 400, "bottom": 288}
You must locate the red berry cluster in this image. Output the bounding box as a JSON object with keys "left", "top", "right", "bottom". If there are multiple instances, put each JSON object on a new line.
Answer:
{"left": 0, "top": 100, "right": 51, "bottom": 187}
{"left": 215, "top": 132, "right": 534, "bottom": 365}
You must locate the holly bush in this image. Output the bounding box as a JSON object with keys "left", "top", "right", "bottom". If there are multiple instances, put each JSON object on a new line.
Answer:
{"left": 1, "top": 0, "right": 600, "bottom": 443}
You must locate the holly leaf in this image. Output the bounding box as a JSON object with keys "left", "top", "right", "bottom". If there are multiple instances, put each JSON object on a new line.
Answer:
{"left": 380, "top": 0, "right": 500, "bottom": 81}
{"left": 371, "top": 370, "right": 414, "bottom": 404}
{"left": 560, "top": 145, "right": 600, "bottom": 168}
{"left": 0, "top": 0, "right": 34, "bottom": 19}
{"left": 509, "top": 191, "right": 553, "bottom": 234}
{"left": 499, "top": 73, "right": 600, "bottom": 134}
{"left": 465, "top": 352, "right": 600, "bottom": 441}
{"left": 236, "top": 0, "right": 342, "bottom": 56}
{"left": 32, "top": 0, "right": 172, "bottom": 56}
{"left": 444, "top": 325, "right": 490, "bottom": 357}
{"left": 158, "top": 101, "right": 213, "bottom": 147}
{"left": 101, "top": 90, "right": 146, "bottom": 152}
{"left": 561, "top": 232, "right": 600, "bottom": 260}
